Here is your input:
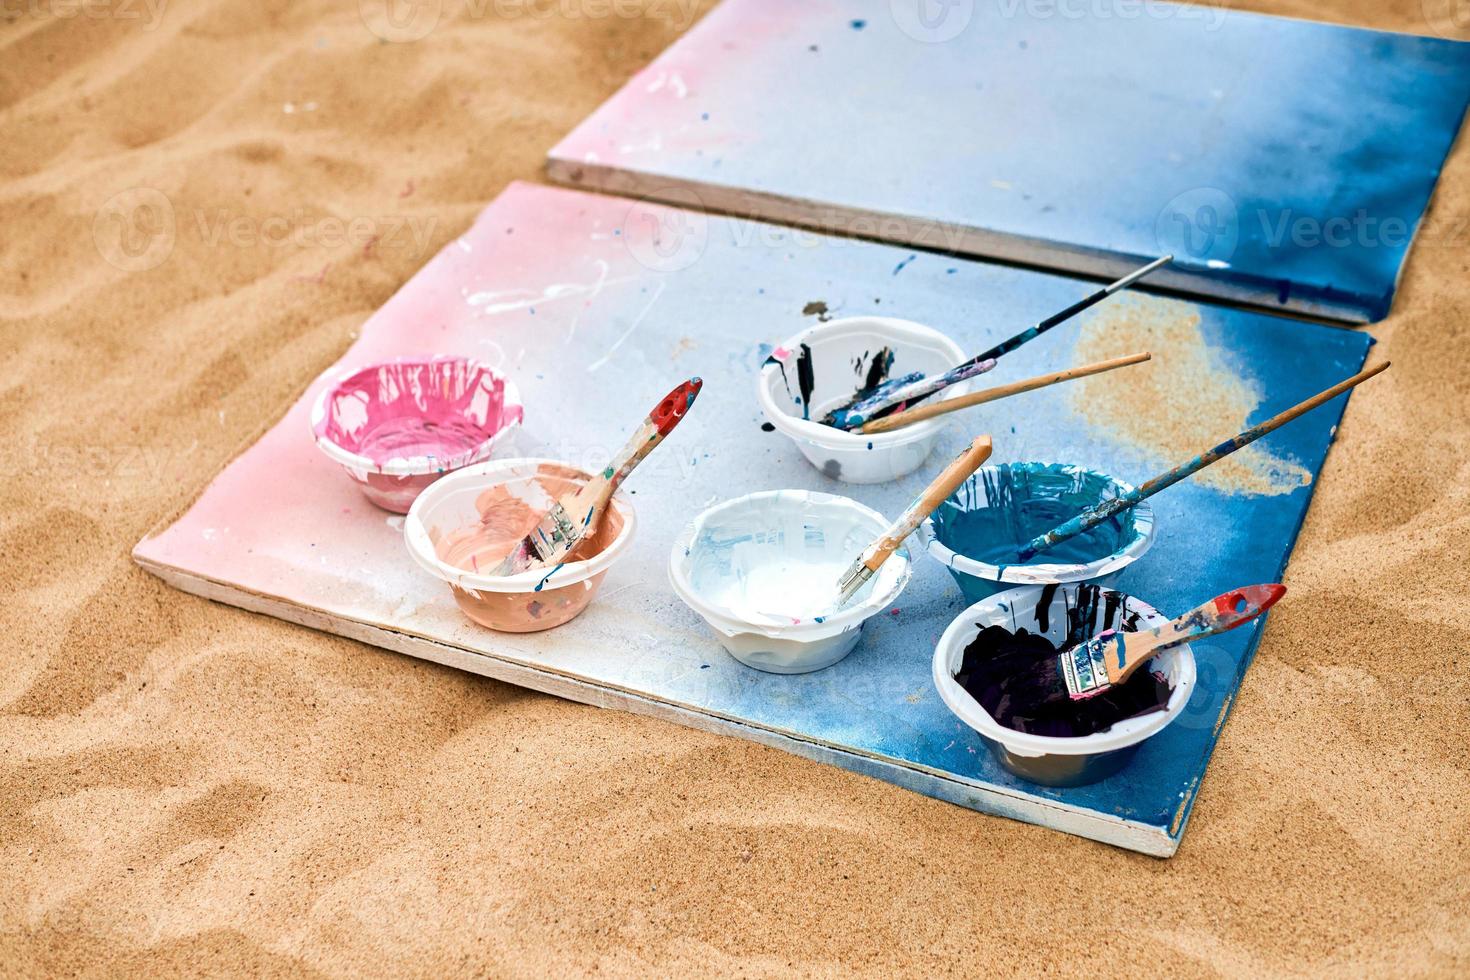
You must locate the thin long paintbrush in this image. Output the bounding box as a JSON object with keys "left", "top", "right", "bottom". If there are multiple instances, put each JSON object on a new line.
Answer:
{"left": 835, "top": 435, "right": 993, "bottom": 604}
{"left": 858, "top": 351, "right": 1151, "bottom": 435}
{"left": 1018, "top": 361, "right": 1389, "bottom": 561}
{"left": 1001, "top": 584, "right": 1285, "bottom": 713}
{"left": 492, "top": 378, "right": 702, "bottom": 575}
{"left": 823, "top": 255, "right": 1172, "bottom": 430}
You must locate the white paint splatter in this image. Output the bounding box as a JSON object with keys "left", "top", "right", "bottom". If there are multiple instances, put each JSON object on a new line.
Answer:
{"left": 566, "top": 259, "right": 610, "bottom": 342}
{"left": 465, "top": 271, "right": 641, "bottom": 317}
{"left": 618, "top": 134, "right": 664, "bottom": 155}
{"left": 644, "top": 70, "right": 688, "bottom": 98}
{"left": 586, "top": 280, "right": 666, "bottom": 373}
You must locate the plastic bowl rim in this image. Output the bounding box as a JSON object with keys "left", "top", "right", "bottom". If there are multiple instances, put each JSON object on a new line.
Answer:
{"left": 403, "top": 457, "right": 636, "bottom": 594}
{"left": 918, "top": 461, "right": 1156, "bottom": 585}
{"left": 311, "top": 355, "right": 524, "bottom": 477}
{"left": 931, "top": 584, "right": 1197, "bottom": 758}
{"left": 755, "top": 316, "right": 970, "bottom": 450}
{"left": 668, "top": 488, "right": 911, "bottom": 640}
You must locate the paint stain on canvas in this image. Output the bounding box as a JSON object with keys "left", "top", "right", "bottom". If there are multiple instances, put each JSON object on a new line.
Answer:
{"left": 1068, "top": 295, "right": 1312, "bottom": 496}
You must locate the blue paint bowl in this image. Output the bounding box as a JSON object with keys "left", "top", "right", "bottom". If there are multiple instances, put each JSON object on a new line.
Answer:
{"left": 917, "top": 462, "right": 1154, "bottom": 603}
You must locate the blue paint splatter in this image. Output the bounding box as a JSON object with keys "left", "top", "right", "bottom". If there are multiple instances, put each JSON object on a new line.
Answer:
{"left": 534, "top": 563, "right": 567, "bottom": 592}
{"left": 850, "top": 18, "right": 866, "bottom": 30}
{"left": 893, "top": 253, "right": 917, "bottom": 276}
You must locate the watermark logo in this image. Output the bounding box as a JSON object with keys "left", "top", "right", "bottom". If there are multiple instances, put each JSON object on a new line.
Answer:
{"left": 890, "top": 0, "right": 974, "bottom": 43}
{"left": 1157, "top": 185, "right": 1429, "bottom": 265}
{"left": 0, "top": 0, "right": 168, "bottom": 29}
{"left": 995, "top": 0, "right": 1228, "bottom": 30}
{"left": 1422, "top": 0, "right": 1470, "bottom": 39}
{"left": 1155, "top": 187, "right": 1239, "bottom": 267}
{"left": 191, "top": 208, "right": 438, "bottom": 253}
{"left": 622, "top": 188, "right": 708, "bottom": 273}
{"left": 93, "top": 189, "right": 439, "bottom": 271}
{"left": 360, "top": 0, "right": 702, "bottom": 42}
{"left": 492, "top": 0, "right": 702, "bottom": 29}
{"left": 359, "top": 0, "right": 441, "bottom": 42}
{"left": 93, "top": 187, "right": 176, "bottom": 272}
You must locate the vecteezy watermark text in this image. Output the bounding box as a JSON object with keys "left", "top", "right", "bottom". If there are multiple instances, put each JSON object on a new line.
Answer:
{"left": 1155, "top": 187, "right": 1456, "bottom": 266}
{"left": 192, "top": 208, "right": 438, "bottom": 254}
{"left": 93, "top": 188, "right": 439, "bottom": 272}
{"left": 890, "top": 0, "right": 1227, "bottom": 42}
{"left": 0, "top": 0, "right": 167, "bottom": 28}
{"left": 358, "top": 0, "right": 703, "bottom": 43}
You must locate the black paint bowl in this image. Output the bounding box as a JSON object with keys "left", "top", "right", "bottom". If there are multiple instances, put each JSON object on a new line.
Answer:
{"left": 932, "top": 584, "right": 1196, "bottom": 787}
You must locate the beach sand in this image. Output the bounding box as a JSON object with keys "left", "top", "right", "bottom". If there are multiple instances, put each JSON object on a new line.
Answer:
{"left": 3, "top": 0, "right": 1468, "bottom": 974}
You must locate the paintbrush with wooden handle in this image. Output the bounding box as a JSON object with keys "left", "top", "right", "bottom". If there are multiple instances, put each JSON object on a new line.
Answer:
{"left": 859, "top": 351, "right": 1151, "bottom": 435}
{"left": 491, "top": 378, "right": 703, "bottom": 575}
{"left": 835, "top": 435, "right": 993, "bottom": 605}
{"left": 1018, "top": 361, "right": 1390, "bottom": 561}
{"left": 823, "top": 255, "right": 1172, "bottom": 430}
{"left": 1002, "top": 584, "right": 1285, "bottom": 711}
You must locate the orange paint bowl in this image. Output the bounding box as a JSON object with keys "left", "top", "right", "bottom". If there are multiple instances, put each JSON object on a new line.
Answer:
{"left": 403, "top": 458, "right": 637, "bottom": 632}
{"left": 310, "top": 356, "right": 524, "bottom": 513}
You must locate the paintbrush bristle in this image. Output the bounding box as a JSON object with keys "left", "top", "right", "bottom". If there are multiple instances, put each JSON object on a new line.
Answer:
{"left": 492, "top": 499, "right": 579, "bottom": 575}
{"left": 834, "top": 558, "right": 871, "bottom": 605}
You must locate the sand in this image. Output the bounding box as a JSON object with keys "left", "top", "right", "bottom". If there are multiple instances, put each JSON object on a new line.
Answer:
{"left": 3, "top": 0, "right": 1468, "bottom": 975}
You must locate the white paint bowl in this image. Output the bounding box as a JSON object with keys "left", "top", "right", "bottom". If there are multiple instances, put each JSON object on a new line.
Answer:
{"left": 932, "top": 584, "right": 1196, "bottom": 787}
{"left": 669, "top": 490, "right": 911, "bottom": 674}
{"left": 756, "top": 317, "right": 971, "bottom": 484}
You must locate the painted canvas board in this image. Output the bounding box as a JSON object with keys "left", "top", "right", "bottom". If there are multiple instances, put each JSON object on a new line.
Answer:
{"left": 547, "top": 0, "right": 1470, "bottom": 323}
{"left": 135, "top": 182, "right": 1371, "bottom": 856}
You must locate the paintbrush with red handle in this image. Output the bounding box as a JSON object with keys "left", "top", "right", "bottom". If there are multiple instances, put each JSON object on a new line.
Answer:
{"left": 1002, "top": 584, "right": 1286, "bottom": 711}
{"left": 492, "top": 378, "right": 702, "bottom": 575}
{"left": 835, "top": 435, "right": 993, "bottom": 604}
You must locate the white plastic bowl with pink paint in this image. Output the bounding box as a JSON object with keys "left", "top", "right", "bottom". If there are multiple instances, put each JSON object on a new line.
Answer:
{"left": 756, "top": 317, "right": 972, "bottom": 484}
{"left": 311, "top": 356, "right": 524, "bottom": 513}
{"left": 404, "top": 458, "right": 637, "bottom": 633}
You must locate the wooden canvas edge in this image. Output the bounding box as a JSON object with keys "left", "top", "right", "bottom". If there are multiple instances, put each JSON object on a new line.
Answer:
{"left": 131, "top": 549, "right": 1182, "bottom": 858}
{"left": 544, "top": 159, "right": 1375, "bottom": 325}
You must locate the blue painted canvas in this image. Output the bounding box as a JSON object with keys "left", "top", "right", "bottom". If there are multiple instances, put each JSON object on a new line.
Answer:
{"left": 549, "top": 0, "right": 1470, "bottom": 322}
{"left": 135, "top": 183, "right": 1372, "bottom": 855}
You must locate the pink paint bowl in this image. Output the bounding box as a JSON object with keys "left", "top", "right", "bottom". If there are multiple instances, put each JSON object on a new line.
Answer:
{"left": 310, "top": 356, "right": 524, "bottom": 513}
{"left": 403, "top": 458, "right": 637, "bottom": 633}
